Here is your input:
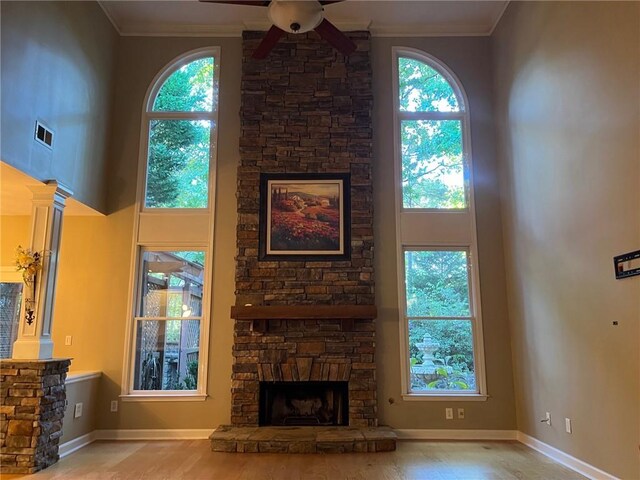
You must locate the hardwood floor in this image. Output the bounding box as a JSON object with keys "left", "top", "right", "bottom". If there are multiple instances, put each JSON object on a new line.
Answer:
{"left": 1, "top": 440, "right": 585, "bottom": 480}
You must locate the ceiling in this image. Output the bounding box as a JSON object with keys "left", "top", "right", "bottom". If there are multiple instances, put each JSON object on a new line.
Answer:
{"left": 99, "top": 1, "right": 509, "bottom": 37}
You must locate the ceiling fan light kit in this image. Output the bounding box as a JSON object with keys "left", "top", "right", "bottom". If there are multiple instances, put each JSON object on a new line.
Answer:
{"left": 201, "top": 0, "right": 357, "bottom": 59}
{"left": 268, "top": 1, "right": 323, "bottom": 33}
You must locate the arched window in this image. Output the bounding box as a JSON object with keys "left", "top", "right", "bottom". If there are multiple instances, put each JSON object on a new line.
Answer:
{"left": 145, "top": 54, "right": 217, "bottom": 209}
{"left": 397, "top": 54, "right": 468, "bottom": 210}
{"left": 122, "top": 48, "right": 220, "bottom": 400}
{"left": 393, "top": 48, "right": 486, "bottom": 400}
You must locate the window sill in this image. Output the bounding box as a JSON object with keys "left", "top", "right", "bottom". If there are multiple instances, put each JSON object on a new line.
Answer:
{"left": 120, "top": 393, "right": 208, "bottom": 402}
{"left": 401, "top": 393, "right": 488, "bottom": 402}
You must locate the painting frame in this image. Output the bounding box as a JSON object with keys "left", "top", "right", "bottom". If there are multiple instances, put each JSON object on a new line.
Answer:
{"left": 259, "top": 173, "right": 351, "bottom": 261}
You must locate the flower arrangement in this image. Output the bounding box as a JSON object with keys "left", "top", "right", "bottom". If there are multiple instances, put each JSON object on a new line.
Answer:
{"left": 15, "top": 246, "right": 44, "bottom": 325}
{"left": 15, "top": 245, "right": 43, "bottom": 284}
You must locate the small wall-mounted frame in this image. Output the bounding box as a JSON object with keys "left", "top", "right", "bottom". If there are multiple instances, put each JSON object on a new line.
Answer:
{"left": 614, "top": 249, "right": 640, "bottom": 279}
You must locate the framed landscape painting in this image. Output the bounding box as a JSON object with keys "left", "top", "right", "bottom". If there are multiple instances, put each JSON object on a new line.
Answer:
{"left": 259, "top": 173, "right": 351, "bottom": 260}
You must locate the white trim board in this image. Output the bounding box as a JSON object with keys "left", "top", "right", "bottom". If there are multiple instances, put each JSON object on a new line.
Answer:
{"left": 94, "top": 429, "right": 213, "bottom": 441}
{"left": 396, "top": 429, "right": 517, "bottom": 441}
{"left": 516, "top": 432, "right": 619, "bottom": 480}
{"left": 59, "top": 432, "right": 97, "bottom": 458}
{"left": 66, "top": 371, "right": 102, "bottom": 385}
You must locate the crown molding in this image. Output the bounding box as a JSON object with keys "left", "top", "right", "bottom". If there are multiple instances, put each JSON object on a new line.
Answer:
{"left": 488, "top": 0, "right": 510, "bottom": 36}
{"left": 98, "top": 1, "right": 122, "bottom": 36}
{"left": 370, "top": 23, "right": 492, "bottom": 37}
{"left": 117, "top": 23, "right": 244, "bottom": 37}
{"left": 101, "top": 23, "right": 496, "bottom": 38}
{"left": 96, "top": 1, "right": 497, "bottom": 39}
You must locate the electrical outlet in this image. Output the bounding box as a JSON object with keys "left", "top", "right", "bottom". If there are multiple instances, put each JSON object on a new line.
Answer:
{"left": 565, "top": 417, "right": 572, "bottom": 433}
{"left": 74, "top": 402, "right": 83, "bottom": 418}
{"left": 65, "top": 335, "right": 72, "bottom": 346}
{"left": 457, "top": 408, "right": 465, "bottom": 419}
{"left": 544, "top": 412, "right": 551, "bottom": 426}
{"left": 445, "top": 408, "right": 454, "bottom": 420}
{"left": 110, "top": 400, "right": 118, "bottom": 413}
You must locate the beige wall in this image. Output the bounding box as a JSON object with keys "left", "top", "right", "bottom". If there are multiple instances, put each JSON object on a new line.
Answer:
{"left": 492, "top": 2, "right": 640, "bottom": 477}
{"left": 0, "top": 216, "right": 30, "bottom": 266}
{"left": 48, "top": 36, "right": 242, "bottom": 430}
{"left": 61, "top": 376, "right": 100, "bottom": 444}
{"left": 0, "top": 2, "right": 117, "bottom": 213}
{"left": 372, "top": 37, "right": 516, "bottom": 429}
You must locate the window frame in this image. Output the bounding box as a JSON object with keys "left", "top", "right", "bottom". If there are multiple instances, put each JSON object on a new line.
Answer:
{"left": 142, "top": 49, "right": 220, "bottom": 213}
{"left": 401, "top": 246, "right": 485, "bottom": 398}
{"left": 392, "top": 47, "right": 488, "bottom": 401}
{"left": 121, "top": 47, "right": 221, "bottom": 401}
{"left": 396, "top": 49, "right": 470, "bottom": 213}
{"left": 128, "top": 246, "right": 208, "bottom": 398}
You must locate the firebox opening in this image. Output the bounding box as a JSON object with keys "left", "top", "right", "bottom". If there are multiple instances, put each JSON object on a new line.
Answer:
{"left": 259, "top": 381, "right": 349, "bottom": 427}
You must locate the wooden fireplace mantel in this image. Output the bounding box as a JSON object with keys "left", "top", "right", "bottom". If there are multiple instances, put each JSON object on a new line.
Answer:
{"left": 230, "top": 305, "right": 377, "bottom": 333}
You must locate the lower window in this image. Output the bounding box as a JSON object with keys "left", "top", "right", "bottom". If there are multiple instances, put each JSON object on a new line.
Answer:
{"left": 132, "top": 249, "right": 204, "bottom": 392}
{"left": 404, "top": 248, "right": 478, "bottom": 394}
{"left": 134, "top": 319, "right": 200, "bottom": 391}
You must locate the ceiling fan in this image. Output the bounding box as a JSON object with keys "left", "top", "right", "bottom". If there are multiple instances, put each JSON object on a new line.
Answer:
{"left": 199, "top": 0, "right": 357, "bottom": 59}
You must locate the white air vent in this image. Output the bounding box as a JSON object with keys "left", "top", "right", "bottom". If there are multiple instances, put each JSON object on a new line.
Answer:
{"left": 34, "top": 121, "right": 54, "bottom": 149}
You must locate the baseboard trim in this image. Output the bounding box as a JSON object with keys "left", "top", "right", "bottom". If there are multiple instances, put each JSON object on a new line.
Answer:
{"left": 396, "top": 429, "right": 518, "bottom": 440}
{"left": 94, "top": 429, "right": 213, "bottom": 440}
{"left": 516, "top": 432, "right": 619, "bottom": 480}
{"left": 59, "top": 432, "right": 97, "bottom": 458}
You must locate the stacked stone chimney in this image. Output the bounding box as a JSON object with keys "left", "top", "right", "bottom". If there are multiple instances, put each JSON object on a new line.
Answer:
{"left": 231, "top": 31, "right": 377, "bottom": 428}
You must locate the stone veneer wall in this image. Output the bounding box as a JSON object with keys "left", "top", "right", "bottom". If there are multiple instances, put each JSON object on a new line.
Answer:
{"left": 232, "top": 318, "right": 376, "bottom": 427}
{"left": 0, "top": 359, "right": 70, "bottom": 474}
{"left": 235, "top": 31, "right": 374, "bottom": 307}
{"left": 231, "top": 32, "right": 376, "bottom": 428}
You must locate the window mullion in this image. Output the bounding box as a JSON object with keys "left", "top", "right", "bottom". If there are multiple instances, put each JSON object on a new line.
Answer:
{"left": 146, "top": 111, "right": 216, "bottom": 121}
{"left": 397, "top": 111, "right": 464, "bottom": 121}
{"left": 134, "top": 316, "right": 202, "bottom": 322}
{"left": 407, "top": 316, "right": 474, "bottom": 321}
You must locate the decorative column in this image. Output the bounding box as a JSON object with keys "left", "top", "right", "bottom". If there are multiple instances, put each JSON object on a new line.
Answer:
{"left": 11, "top": 181, "right": 72, "bottom": 360}
{"left": 0, "top": 181, "right": 72, "bottom": 473}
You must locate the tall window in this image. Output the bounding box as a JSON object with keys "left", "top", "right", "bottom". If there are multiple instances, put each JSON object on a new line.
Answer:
{"left": 393, "top": 48, "right": 486, "bottom": 399}
{"left": 122, "top": 48, "right": 220, "bottom": 400}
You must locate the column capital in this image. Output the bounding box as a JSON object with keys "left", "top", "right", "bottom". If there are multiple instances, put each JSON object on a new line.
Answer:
{"left": 27, "top": 180, "right": 73, "bottom": 203}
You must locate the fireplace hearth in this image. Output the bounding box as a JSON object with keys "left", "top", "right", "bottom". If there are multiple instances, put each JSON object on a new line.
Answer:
{"left": 260, "top": 381, "right": 348, "bottom": 426}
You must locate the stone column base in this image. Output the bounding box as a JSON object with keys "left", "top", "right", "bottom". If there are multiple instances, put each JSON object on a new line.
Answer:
{"left": 1, "top": 358, "right": 71, "bottom": 474}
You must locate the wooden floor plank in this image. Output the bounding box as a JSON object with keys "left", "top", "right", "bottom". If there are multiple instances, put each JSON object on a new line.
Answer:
{"left": 0, "top": 440, "right": 586, "bottom": 480}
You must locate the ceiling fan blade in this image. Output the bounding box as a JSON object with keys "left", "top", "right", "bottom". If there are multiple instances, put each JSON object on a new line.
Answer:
{"left": 314, "top": 18, "right": 357, "bottom": 56}
{"left": 252, "top": 25, "right": 286, "bottom": 59}
{"left": 198, "top": 0, "right": 270, "bottom": 6}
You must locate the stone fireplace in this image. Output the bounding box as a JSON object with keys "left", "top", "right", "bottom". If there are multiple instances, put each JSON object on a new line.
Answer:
{"left": 209, "top": 30, "right": 394, "bottom": 453}
{"left": 230, "top": 305, "right": 377, "bottom": 428}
